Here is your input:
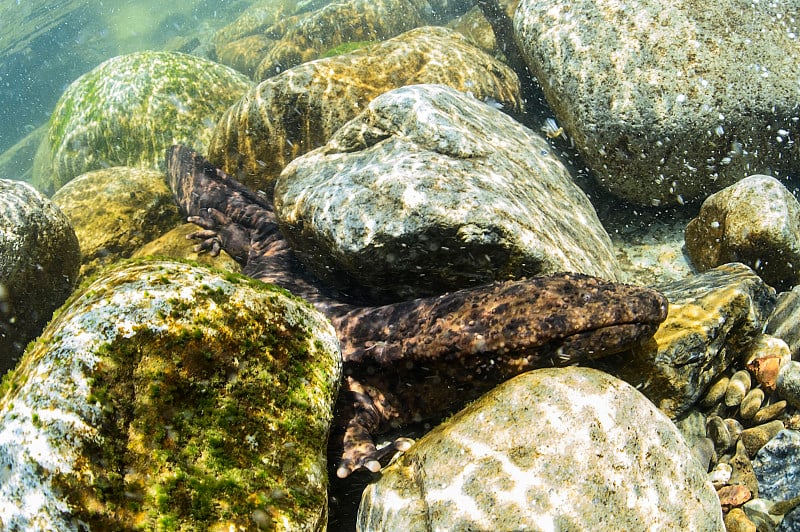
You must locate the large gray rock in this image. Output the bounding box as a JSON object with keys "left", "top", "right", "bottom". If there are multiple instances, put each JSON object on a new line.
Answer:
{"left": 275, "top": 83, "right": 620, "bottom": 301}
{"left": 0, "top": 259, "right": 341, "bottom": 530}
{"left": 0, "top": 179, "right": 80, "bottom": 373}
{"left": 357, "top": 367, "right": 724, "bottom": 531}
{"left": 514, "top": 0, "right": 800, "bottom": 206}
{"left": 685, "top": 175, "right": 800, "bottom": 290}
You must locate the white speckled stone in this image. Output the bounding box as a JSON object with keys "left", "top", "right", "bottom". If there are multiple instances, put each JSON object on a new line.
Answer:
{"left": 276, "top": 83, "right": 620, "bottom": 301}
{"left": 514, "top": 0, "right": 800, "bottom": 206}
{"left": 357, "top": 367, "right": 723, "bottom": 531}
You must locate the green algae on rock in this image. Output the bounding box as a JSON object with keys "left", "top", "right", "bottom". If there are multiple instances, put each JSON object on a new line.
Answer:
{"left": 52, "top": 167, "right": 184, "bottom": 280}
{"left": 0, "top": 259, "right": 340, "bottom": 531}
{"left": 34, "top": 51, "right": 253, "bottom": 194}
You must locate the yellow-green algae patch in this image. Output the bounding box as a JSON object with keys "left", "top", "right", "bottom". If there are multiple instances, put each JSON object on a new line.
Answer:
{"left": 0, "top": 258, "right": 340, "bottom": 531}
{"left": 34, "top": 50, "right": 253, "bottom": 193}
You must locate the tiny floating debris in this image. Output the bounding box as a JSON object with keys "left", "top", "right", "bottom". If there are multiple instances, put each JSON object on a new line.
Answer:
{"left": 541, "top": 117, "right": 568, "bottom": 142}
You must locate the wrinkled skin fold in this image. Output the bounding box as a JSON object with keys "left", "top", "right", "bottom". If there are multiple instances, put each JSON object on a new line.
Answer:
{"left": 166, "top": 145, "right": 669, "bottom": 477}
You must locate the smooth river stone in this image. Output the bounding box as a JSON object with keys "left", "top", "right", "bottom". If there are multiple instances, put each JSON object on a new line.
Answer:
{"left": 275, "top": 83, "right": 620, "bottom": 301}
{"left": 357, "top": 367, "right": 723, "bottom": 531}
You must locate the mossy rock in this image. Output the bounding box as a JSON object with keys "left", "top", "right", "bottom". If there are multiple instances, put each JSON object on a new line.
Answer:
{"left": 52, "top": 166, "right": 184, "bottom": 280}
{"left": 132, "top": 223, "right": 242, "bottom": 273}
{"left": 319, "top": 40, "right": 376, "bottom": 58}
{"left": 0, "top": 258, "right": 341, "bottom": 531}
{"left": 34, "top": 51, "right": 253, "bottom": 194}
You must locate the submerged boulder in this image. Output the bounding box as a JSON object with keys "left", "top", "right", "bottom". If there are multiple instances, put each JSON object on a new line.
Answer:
{"left": 358, "top": 367, "right": 723, "bottom": 531}
{"left": 514, "top": 0, "right": 800, "bottom": 206}
{"left": 276, "top": 83, "right": 620, "bottom": 301}
{"left": 208, "top": 26, "right": 523, "bottom": 193}
{"left": 0, "top": 259, "right": 340, "bottom": 531}
{"left": 34, "top": 51, "right": 252, "bottom": 193}
{"left": 0, "top": 179, "right": 80, "bottom": 373}
{"left": 685, "top": 175, "right": 800, "bottom": 291}
{"left": 52, "top": 167, "right": 183, "bottom": 280}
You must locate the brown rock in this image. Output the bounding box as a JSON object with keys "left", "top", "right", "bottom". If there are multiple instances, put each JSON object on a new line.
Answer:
{"left": 747, "top": 353, "right": 785, "bottom": 392}
{"left": 728, "top": 438, "right": 759, "bottom": 498}
{"left": 740, "top": 420, "right": 785, "bottom": 457}
{"left": 752, "top": 400, "right": 787, "bottom": 424}
{"left": 723, "top": 508, "right": 757, "bottom": 532}
{"left": 207, "top": 26, "right": 522, "bottom": 193}
{"left": 717, "top": 484, "right": 752, "bottom": 512}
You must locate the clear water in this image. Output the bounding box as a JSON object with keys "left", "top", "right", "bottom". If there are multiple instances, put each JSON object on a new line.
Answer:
{"left": 0, "top": 0, "right": 795, "bottom": 529}
{"left": 0, "top": 0, "right": 249, "bottom": 156}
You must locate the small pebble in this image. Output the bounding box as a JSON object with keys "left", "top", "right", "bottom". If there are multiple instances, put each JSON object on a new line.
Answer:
{"left": 741, "top": 420, "right": 785, "bottom": 457}
{"left": 692, "top": 436, "right": 716, "bottom": 471}
{"left": 739, "top": 388, "right": 765, "bottom": 419}
{"left": 703, "top": 375, "right": 731, "bottom": 407}
{"left": 709, "top": 462, "right": 733, "bottom": 488}
{"left": 726, "top": 370, "right": 752, "bottom": 407}
{"left": 724, "top": 507, "right": 757, "bottom": 532}
{"left": 743, "top": 498, "right": 783, "bottom": 530}
{"left": 717, "top": 484, "right": 752, "bottom": 511}
{"left": 752, "top": 400, "right": 787, "bottom": 424}
{"left": 769, "top": 493, "right": 800, "bottom": 516}
{"left": 747, "top": 353, "right": 786, "bottom": 393}
{"left": 725, "top": 418, "right": 744, "bottom": 443}
{"left": 785, "top": 414, "right": 800, "bottom": 431}
{"left": 729, "top": 440, "right": 759, "bottom": 498}
{"left": 707, "top": 415, "right": 733, "bottom": 452}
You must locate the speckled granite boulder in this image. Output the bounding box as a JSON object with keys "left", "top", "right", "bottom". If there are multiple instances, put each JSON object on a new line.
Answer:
{"left": 514, "top": 0, "right": 800, "bottom": 206}
{"left": 0, "top": 259, "right": 340, "bottom": 530}
{"left": 34, "top": 51, "right": 252, "bottom": 193}
{"left": 0, "top": 179, "right": 80, "bottom": 373}
{"left": 275, "top": 84, "right": 620, "bottom": 301}
{"left": 52, "top": 167, "right": 183, "bottom": 279}
{"left": 357, "top": 367, "right": 723, "bottom": 531}
{"left": 685, "top": 175, "right": 800, "bottom": 290}
{"left": 132, "top": 223, "right": 242, "bottom": 273}
{"left": 601, "top": 263, "right": 775, "bottom": 419}
{"left": 208, "top": 26, "right": 523, "bottom": 193}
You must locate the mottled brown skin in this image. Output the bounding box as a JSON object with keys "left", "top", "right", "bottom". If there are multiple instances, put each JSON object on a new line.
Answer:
{"left": 166, "top": 145, "right": 669, "bottom": 477}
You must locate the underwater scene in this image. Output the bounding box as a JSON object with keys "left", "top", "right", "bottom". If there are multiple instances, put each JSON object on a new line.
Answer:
{"left": 1, "top": 0, "right": 799, "bottom": 529}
